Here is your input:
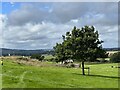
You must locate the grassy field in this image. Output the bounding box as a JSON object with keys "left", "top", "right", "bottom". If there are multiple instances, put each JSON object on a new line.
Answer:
{"left": 0, "top": 57, "right": 119, "bottom": 88}
{"left": 0, "top": 61, "right": 1, "bottom": 89}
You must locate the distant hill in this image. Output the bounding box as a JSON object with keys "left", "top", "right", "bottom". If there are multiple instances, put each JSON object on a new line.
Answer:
{"left": 0, "top": 48, "right": 54, "bottom": 56}
{"left": 0, "top": 48, "right": 119, "bottom": 56}
{"left": 103, "top": 48, "right": 120, "bottom": 51}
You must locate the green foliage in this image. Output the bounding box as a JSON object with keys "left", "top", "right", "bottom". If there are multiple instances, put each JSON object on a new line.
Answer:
{"left": 54, "top": 25, "right": 108, "bottom": 75}
{"left": 110, "top": 52, "right": 120, "bottom": 63}
{"left": 53, "top": 43, "right": 69, "bottom": 62}
{"left": 54, "top": 26, "right": 107, "bottom": 62}
{"left": 31, "top": 54, "right": 44, "bottom": 61}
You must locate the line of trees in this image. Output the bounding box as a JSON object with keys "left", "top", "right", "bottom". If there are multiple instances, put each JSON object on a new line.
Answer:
{"left": 54, "top": 26, "right": 108, "bottom": 75}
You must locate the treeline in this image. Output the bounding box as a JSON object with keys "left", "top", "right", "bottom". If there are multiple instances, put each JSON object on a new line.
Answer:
{"left": 0, "top": 47, "right": 119, "bottom": 56}
{"left": 104, "top": 48, "right": 120, "bottom": 51}
{"left": 1, "top": 48, "right": 54, "bottom": 56}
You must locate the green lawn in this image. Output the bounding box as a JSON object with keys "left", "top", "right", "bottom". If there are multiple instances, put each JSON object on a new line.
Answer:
{"left": 1, "top": 58, "right": 119, "bottom": 88}
{"left": 0, "top": 61, "right": 1, "bottom": 89}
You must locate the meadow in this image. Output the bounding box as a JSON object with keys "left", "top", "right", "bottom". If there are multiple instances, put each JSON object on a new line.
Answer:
{"left": 0, "top": 56, "right": 119, "bottom": 88}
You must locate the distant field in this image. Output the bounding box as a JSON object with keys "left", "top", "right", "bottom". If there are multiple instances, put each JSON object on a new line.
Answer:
{"left": 0, "top": 57, "right": 119, "bottom": 88}
{"left": 107, "top": 51, "right": 119, "bottom": 57}
{"left": 107, "top": 51, "right": 118, "bottom": 53}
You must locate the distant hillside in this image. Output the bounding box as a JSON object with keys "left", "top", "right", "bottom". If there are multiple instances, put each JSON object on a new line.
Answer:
{"left": 0, "top": 48, "right": 119, "bottom": 56}
{"left": 103, "top": 48, "right": 120, "bottom": 51}
{"left": 1, "top": 48, "right": 54, "bottom": 56}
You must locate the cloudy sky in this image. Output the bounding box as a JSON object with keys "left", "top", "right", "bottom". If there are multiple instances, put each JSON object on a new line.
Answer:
{"left": 0, "top": 2, "right": 118, "bottom": 50}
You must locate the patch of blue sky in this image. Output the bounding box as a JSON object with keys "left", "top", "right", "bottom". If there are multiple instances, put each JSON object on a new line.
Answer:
{"left": 1, "top": 2, "right": 53, "bottom": 14}
{"left": 0, "top": 2, "right": 1, "bottom": 13}
{"left": 1, "top": 2, "right": 21, "bottom": 14}
{"left": 22, "top": 2, "right": 53, "bottom": 12}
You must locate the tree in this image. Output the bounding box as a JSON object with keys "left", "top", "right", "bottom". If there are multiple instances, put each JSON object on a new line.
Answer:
{"left": 54, "top": 26, "right": 107, "bottom": 75}
{"left": 110, "top": 52, "right": 120, "bottom": 63}
{"left": 53, "top": 43, "right": 69, "bottom": 63}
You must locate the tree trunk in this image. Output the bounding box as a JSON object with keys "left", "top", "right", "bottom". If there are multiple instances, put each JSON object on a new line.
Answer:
{"left": 82, "top": 61, "right": 85, "bottom": 75}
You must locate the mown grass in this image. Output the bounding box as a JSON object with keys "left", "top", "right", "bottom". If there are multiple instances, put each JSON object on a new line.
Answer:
{"left": 1, "top": 58, "right": 119, "bottom": 88}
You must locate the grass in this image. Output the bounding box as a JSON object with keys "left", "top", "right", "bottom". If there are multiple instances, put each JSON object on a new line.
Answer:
{"left": 0, "top": 62, "right": 1, "bottom": 89}
{"left": 0, "top": 57, "right": 119, "bottom": 88}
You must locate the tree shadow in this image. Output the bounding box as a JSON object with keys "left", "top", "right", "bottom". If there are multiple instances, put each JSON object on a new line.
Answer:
{"left": 72, "top": 73, "right": 120, "bottom": 79}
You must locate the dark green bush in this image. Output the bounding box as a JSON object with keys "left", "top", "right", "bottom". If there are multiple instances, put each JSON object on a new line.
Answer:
{"left": 49, "top": 58, "right": 55, "bottom": 62}
{"left": 110, "top": 52, "right": 120, "bottom": 63}
{"left": 18, "top": 57, "right": 29, "bottom": 61}
{"left": 31, "top": 54, "right": 44, "bottom": 61}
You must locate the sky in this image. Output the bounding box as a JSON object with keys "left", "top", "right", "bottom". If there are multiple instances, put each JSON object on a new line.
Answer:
{"left": 0, "top": 2, "right": 118, "bottom": 50}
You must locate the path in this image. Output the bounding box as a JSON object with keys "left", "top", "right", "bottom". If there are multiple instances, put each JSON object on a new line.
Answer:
{"left": 17, "top": 71, "right": 27, "bottom": 88}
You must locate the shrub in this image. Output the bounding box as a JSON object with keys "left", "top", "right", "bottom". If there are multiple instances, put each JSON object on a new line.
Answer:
{"left": 110, "top": 52, "right": 120, "bottom": 63}
{"left": 18, "top": 57, "right": 29, "bottom": 61}
{"left": 31, "top": 54, "right": 44, "bottom": 61}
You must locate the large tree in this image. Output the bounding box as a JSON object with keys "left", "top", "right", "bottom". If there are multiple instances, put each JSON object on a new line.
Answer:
{"left": 54, "top": 26, "right": 108, "bottom": 75}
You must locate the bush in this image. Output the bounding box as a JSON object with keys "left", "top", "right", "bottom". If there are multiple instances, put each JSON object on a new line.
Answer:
{"left": 110, "top": 52, "right": 120, "bottom": 63}
{"left": 49, "top": 58, "right": 55, "bottom": 62}
{"left": 31, "top": 54, "right": 44, "bottom": 61}
{"left": 18, "top": 57, "right": 29, "bottom": 61}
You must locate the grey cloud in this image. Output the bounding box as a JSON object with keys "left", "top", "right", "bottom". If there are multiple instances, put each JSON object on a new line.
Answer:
{"left": 100, "top": 32, "right": 118, "bottom": 48}
{"left": 1, "top": 2, "right": 118, "bottom": 49}
{"left": 3, "top": 21, "right": 118, "bottom": 49}
{"left": 7, "top": 2, "right": 117, "bottom": 26}
{"left": 51, "top": 2, "right": 89, "bottom": 23}
{"left": 3, "top": 21, "right": 71, "bottom": 49}
{"left": 52, "top": 2, "right": 117, "bottom": 25}
{"left": 8, "top": 3, "right": 49, "bottom": 26}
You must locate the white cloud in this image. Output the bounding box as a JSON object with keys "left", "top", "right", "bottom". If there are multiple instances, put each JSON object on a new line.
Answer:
{"left": 2, "top": 20, "right": 72, "bottom": 49}
{"left": 98, "top": 25, "right": 118, "bottom": 48}
{"left": 1, "top": 2, "right": 118, "bottom": 49}
{"left": 0, "top": 14, "right": 8, "bottom": 47}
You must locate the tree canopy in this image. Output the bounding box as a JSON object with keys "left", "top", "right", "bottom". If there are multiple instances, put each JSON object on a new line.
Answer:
{"left": 54, "top": 26, "right": 108, "bottom": 75}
